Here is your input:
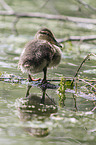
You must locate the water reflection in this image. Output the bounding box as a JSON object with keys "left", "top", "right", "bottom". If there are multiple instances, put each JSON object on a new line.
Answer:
{"left": 17, "top": 84, "right": 58, "bottom": 137}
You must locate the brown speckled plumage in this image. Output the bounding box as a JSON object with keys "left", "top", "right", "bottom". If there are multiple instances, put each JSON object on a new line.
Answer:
{"left": 18, "top": 28, "right": 62, "bottom": 82}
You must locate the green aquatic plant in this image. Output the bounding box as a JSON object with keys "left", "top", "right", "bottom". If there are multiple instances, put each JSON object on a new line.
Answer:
{"left": 58, "top": 78, "right": 66, "bottom": 107}
{"left": 58, "top": 78, "right": 73, "bottom": 107}
{"left": 58, "top": 76, "right": 96, "bottom": 108}
{"left": 58, "top": 53, "right": 96, "bottom": 107}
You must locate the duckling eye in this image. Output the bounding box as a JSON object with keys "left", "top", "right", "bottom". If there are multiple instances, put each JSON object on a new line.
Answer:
{"left": 40, "top": 31, "right": 51, "bottom": 37}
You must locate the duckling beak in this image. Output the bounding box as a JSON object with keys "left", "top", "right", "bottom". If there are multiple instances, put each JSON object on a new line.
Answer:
{"left": 56, "top": 41, "right": 62, "bottom": 48}
{"left": 54, "top": 39, "right": 62, "bottom": 48}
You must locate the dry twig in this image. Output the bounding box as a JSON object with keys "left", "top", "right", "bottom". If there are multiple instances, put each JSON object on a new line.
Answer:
{"left": 58, "top": 35, "right": 96, "bottom": 43}
{"left": 0, "top": 0, "right": 14, "bottom": 12}
{"left": 0, "top": 11, "right": 96, "bottom": 24}
{"left": 79, "top": 78, "right": 96, "bottom": 92}
{"left": 71, "top": 53, "right": 96, "bottom": 85}
{"left": 40, "top": 0, "right": 50, "bottom": 9}
{"left": 75, "top": 0, "right": 96, "bottom": 12}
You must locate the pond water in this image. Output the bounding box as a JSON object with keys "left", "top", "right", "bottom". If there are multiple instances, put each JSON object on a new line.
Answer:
{"left": 0, "top": 33, "right": 96, "bottom": 145}
{"left": 0, "top": 0, "right": 96, "bottom": 144}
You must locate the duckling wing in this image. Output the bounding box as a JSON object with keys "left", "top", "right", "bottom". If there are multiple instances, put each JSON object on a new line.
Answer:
{"left": 19, "top": 40, "right": 54, "bottom": 73}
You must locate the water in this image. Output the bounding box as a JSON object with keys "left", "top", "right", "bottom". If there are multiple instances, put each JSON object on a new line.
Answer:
{"left": 0, "top": 0, "right": 96, "bottom": 144}
{"left": 0, "top": 34, "right": 96, "bottom": 144}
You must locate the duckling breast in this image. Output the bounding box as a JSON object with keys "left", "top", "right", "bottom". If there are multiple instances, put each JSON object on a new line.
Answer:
{"left": 49, "top": 44, "right": 62, "bottom": 67}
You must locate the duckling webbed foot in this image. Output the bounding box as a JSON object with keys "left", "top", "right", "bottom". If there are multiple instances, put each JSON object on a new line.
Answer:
{"left": 41, "top": 79, "right": 57, "bottom": 89}
{"left": 28, "top": 74, "right": 41, "bottom": 82}
{"left": 41, "top": 79, "right": 48, "bottom": 84}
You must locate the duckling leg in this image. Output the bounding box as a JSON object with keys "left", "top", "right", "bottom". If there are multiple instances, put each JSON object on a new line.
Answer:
{"left": 42, "top": 67, "right": 47, "bottom": 83}
{"left": 28, "top": 74, "right": 32, "bottom": 82}
{"left": 28, "top": 74, "right": 41, "bottom": 82}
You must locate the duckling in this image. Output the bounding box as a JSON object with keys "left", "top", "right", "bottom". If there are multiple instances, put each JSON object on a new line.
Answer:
{"left": 18, "top": 28, "right": 62, "bottom": 83}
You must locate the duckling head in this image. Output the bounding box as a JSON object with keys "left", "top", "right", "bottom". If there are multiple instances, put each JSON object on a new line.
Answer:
{"left": 35, "top": 28, "right": 62, "bottom": 48}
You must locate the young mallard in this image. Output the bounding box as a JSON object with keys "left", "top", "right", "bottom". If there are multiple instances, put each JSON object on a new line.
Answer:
{"left": 18, "top": 28, "right": 62, "bottom": 83}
